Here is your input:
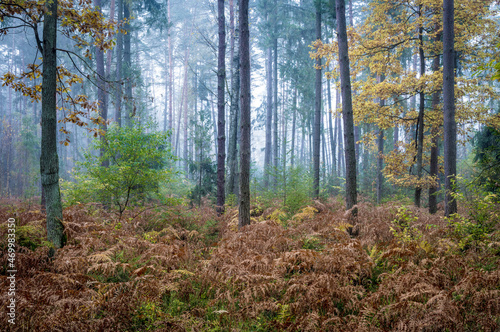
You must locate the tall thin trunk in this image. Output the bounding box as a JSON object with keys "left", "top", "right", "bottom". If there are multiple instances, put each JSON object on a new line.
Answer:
{"left": 336, "top": 87, "right": 344, "bottom": 178}
{"left": 227, "top": 0, "right": 239, "bottom": 197}
{"left": 115, "top": 0, "right": 123, "bottom": 126}
{"left": 168, "top": 0, "right": 173, "bottom": 138}
{"left": 327, "top": 71, "right": 336, "bottom": 177}
{"left": 376, "top": 75, "right": 385, "bottom": 204}
{"left": 291, "top": 86, "right": 297, "bottom": 167}
{"left": 264, "top": 47, "right": 273, "bottom": 189}
{"left": 123, "top": 0, "right": 132, "bottom": 125}
{"left": 415, "top": 10, "right": 425, "bottom": 208}
{"left": 443, "top": 0, "right": 457, "bottom": 216}
{"left": 217, "top": 0, "right": 226, "bottom": 215}
{"left": 336, "top": 0, "right": 357, "bottom": 212}
{"left": 95, "top": 0, "right": 108, "bottom": 166}
{"left": 41, "top": 0, "right": 64, "bottom": 248}
{"left": 272, "top": 39, "right": 279, "bottom": 187}
{"left": 313, "top": 2, "right": 322, "bottom": 198}
{"left": 429, "top": 29, "right": 442, "bottom": 214}
{"left": 238, "top": 0, "right": 251, "bottom": 229}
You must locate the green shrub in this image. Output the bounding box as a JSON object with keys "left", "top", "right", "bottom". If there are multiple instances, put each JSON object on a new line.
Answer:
{"left": 62, "top": 122, "right": 176, "bottom": 218}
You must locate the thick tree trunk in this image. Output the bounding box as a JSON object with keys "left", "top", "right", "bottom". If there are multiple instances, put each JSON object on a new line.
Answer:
{"left": 41, "top": 0, "right": 64, "bottom": 248}
{"left": 443, "top": 0, "right": 457, "bottom": 216}
{"left": 313, "top": 3, "right": 322, "bottom": 198}
{"left": 238, "top": 0, "right": 251, "bottom": 229}
{"left": 336, "top": 0, "right": 357, "bottom": 213}
{"left": 217, "top": 0, "right": 226, "bottom": 215}
{"left": 264, "top": 47, "right": 273, "bottom": 189}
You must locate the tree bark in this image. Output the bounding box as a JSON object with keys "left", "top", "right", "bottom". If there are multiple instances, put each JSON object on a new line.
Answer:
{"left": 313, "top": 2, "right": 322, "bottom": 198}
{"left": 41, "top": 0, "right": 64, "bottom": 248}
{"left": 443, "top": 0, "right": 457, "bottom": 216}
{"left": 217, "top": 0, "right": 226, "bottom": 215}
{"left": 336, "top": 0, "right": 357, "bottom": 212}
{"left": 238, "top": 0, "right": 251, "bottom": 229}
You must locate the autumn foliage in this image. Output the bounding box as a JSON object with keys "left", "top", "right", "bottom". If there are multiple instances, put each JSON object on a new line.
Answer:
{"left": 1, "top": 196, "right": 499, "bottom": 331}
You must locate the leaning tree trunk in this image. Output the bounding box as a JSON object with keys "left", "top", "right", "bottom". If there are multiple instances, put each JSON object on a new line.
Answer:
{"left": 443, "top": 0, "right": 457, "bottom": 216}
{"left": 41, "top": 0, "right": 64, "bottom": 248}
{"left": 313, "top": 1, "right": 322, "bottom": 199}
{"left": 336, "top": 0, "right": 357, "bottom": 213}
{"left": 238, "top": 0, "right": 251, "bottom": 229}
{"left": 216, "top": 0, "right": 226, "bottom": 215}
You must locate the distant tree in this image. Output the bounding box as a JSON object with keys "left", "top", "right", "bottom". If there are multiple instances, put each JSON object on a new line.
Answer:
{"left": 474, "top": 126, "right": 500, "bottom": 194}
{"left": 238, "top": 0, "right": 251, "bottom": 229}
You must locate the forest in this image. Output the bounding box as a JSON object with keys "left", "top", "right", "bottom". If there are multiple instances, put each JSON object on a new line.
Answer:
{"left": 1, "top": 0, "right": 500, "bottom": 330}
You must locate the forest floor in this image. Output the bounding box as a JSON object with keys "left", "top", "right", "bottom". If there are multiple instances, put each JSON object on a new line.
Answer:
{"left": 0, "top": 197, "right": 499, "bottom": 331}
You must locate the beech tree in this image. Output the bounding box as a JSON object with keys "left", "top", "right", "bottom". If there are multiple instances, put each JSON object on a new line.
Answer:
{"left": 0, "top": 0, "right": 117, "bottom": 247}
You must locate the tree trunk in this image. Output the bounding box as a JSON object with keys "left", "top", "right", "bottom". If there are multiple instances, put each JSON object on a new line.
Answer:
{"left": 217, "top": 0, "right": 226, "bottom": 215}
{"left": 115, "top": 0, "right": 123, "bottom": 126}
{"left": 168, "top": 0, "right": 173, "bottom": 138}
{"left": 227, "top": 0, "right": 239, "bottom": 198}
{"left": 313, "top": 2, "right": 322, "bottom": 198}
{"left": 443, "top": 0, "right": 457, "bottom": 216}
{"left": 94, "top": 0, "right": 108, "bottom": 167}
{"left": 429, "top": 31, "right": 442, "bottom": 214}
{"left": 327, "top": 70, "right": 336, "bottom": 177}
{"left": 264, "top": 47, "right": 273, "bottom": 189}
{"left": 291, "top": 86, "right": 297, "bottom": 168}
{"left": 123, "top": 0, "right": 132, "bottom": 125}
{"left": 41, "top": 0, "right": 64, "bottom": 248}
{"left": 415, "top": 13, "right": 425, "bottom": 208}
{"left": 336, "top": 0, "right": 357, "bottom": 212}
{"left": 376, "top": 75, "right": 385, "bottom": 204}
{"left": 238, "top": 0, "right": 251, "bottom": 229}
{"left": 272, "top": 39, "right": 279, "bottom": 188}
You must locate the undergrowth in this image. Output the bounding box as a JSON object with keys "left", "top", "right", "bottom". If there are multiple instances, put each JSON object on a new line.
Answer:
{"left": 0, "top": 196, "right": 499, "bottom": 331}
